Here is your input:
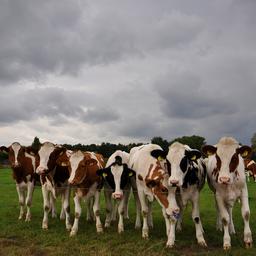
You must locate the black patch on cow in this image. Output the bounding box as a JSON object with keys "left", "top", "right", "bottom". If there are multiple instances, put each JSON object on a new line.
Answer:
{"left": 54, "top": 166, "right": 70, "bottom": 184}
{"left": 182, "top": 164, "right": 199, "bottom": 188}
{"left": 166, "top": 160, "right": 171, "bottom": 176}
{"left": 180, "top": 157, "right": 188, "bottom": 173}
{"left": 194, "top": 217, "right": 200, "bottom": 224}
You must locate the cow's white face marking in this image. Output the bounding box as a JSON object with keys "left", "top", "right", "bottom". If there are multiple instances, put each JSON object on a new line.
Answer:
{"left": 38, "top": 142, "right": 55, "bottom": 169}
{"left": 69, "top": 151, "right": 84, "bottom": 183}
{"left": 11, "top": 142, "right": 21, "bottom": 166}
{"left": 167, "top": 142, "right": 187, "bottom": 187}
{"left": 25, "top": 152, "right": 36, "bottom": 172}
{"left": 89, "top": 152, "right": 101, "bottom": 168}
{"left": 111, "top": 164, "right": 124, "bottom": 195}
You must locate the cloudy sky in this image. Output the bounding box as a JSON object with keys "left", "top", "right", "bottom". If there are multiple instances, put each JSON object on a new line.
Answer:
{"left": 0, "top": 0, "right": 256, "bottom": 146}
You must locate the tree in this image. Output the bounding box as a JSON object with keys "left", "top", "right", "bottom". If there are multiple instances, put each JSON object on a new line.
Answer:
{"left": 151, "top": 136, "right": 169, "bottom": 151}
{"left": 250, "top": 133, "right": 256, "bottom": 160}
{"left": 31, "top": 136, "right": 41, "bottom": 151}
{"left": 169, "top": 135, "right": 206, "bottom": 151}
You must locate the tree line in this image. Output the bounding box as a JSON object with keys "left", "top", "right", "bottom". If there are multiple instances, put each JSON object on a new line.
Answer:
{"left": 1, "top": 134, "right": 256, "bottom": 165}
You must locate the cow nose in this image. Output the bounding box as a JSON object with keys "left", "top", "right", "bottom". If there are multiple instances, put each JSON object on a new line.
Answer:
{"left": 219, "top": 176, "right": 230, "bottom": 184}
{"left": 12, "top": 162, "right": 21, "bottom": 168}
{"left": 169, "top": 179, "right": 179, "bottom": 187}
{"left": 36, "top": 166, "right": 47, "bottom": 174}
{"left": 112, "top": 192, "right": 123, "bottom": 200}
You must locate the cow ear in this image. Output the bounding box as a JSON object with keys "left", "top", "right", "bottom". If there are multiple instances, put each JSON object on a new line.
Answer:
{"left": 201, "top": 145, "right": 217, "bottom": 157}
{"left": 151, "top": 149, "right": 167, "bottom": 161}
{"left": 185, "top": 150, "right": 201, "bottom": 161}
{"left": 237, "top": 146, "right": 252, "bottom": 159}
{"left": 96, "top": 167, "right": 110, "bottom": 177}
{"left": 0, "top": 146, "right": 9, "bottom": 153}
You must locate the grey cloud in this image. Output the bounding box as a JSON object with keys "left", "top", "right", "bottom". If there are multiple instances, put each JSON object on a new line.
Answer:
{"left": 155, "top": 72, "right": 237, "bottom": 119}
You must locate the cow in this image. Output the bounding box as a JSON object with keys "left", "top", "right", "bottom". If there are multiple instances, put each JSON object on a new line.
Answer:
{"left": 128, "top": 144, "right": 179, "bottom": 248}
{"left": 58, "top": 149, "right": 105, "bottom": 236}
{"left": 35, "top": 142, "right": 71, "bottom": 231}
{"left": 0, "top": 142, "right": 39, "bottom": 221}
{"left": 244, "top": 159, "right": 256, "bottom": 182}
{"left": 96, "top": 150, "right": 141, "bottom": 233}
{"left": 202, "top": 137, "right": 252, "bottom": 250}
{"left": 157, "top": 142, "right": 207, "bottom": 247}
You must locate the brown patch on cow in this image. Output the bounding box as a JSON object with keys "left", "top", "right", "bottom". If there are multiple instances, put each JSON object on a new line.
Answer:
{"left": 95, "top": 210, "right": 100, "bottom": 216}
{"left": 222, "top": 218, "right": 228, "bottom": 226}
{"left": 244, "top": 211, "right": 250, "bottom": 221}
{"left": 152, "top": 186, "right": 169, "bottom": 209}
{"left": 245, "top": 160, "right": 256, "bottom": 179}
{"left": 138, "top": 174, "right": 143, "bottom": 181}
{"left": 75, "top": 212, "right": 80, "bottom": 218}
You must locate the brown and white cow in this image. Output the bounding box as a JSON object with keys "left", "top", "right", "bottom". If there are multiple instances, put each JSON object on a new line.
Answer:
{"left": 35, "top": 142, "right": 71, "bottom": 231}
{"left": 244, "top": 159, "right": 256, "bottom": 182}
{"left": 97, "top": 150, "right": 140, "bottom": 233}
{"left": 0, "top": 142, "right": 38, "bottom": 221}
{"left": 202, "top": 137, "right": 252, "bottom": 250}
{"left": 58, "top": 150, "right": 105, "bottom": 236}
{"left": 128, "top": 144, "right": 179, "bottom": 248}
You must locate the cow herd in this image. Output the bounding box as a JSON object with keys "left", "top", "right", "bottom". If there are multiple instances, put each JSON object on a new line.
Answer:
{"left": 0, "top": 136, "right": 254, "bottom": 250}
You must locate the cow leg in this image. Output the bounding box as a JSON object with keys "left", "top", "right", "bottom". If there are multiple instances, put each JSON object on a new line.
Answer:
{"left": 111, "top": 203, "right": 118, "bottom": 222}
{"left": 214, "top": 196, "right": 222, "bottom": 231}
{"left": 123, "top": 186, "right": 131, "bottom": 219}
{"left": 86, "top": 197, "right": 94, "bottom": 222}
{"left": 191, "top": 192, "right": 207, "bottom": 247}
{"left": 133, "top": 188, "right": 142, "bottom": 229}
{"left": 60, "top": 193, "right": 65, "bottom": 220}
{"left": 41, "top": 185, "right": 50, "bottom": 229}
{"left": 63, "top": 188, "right": 71, "bottom": 231}
{"left": 16, "top": 184, "right": 25, "bottom": 220}
{"left": 93, "top": 190, "right": 103, "bottom": 233}
{"left": 227, "top": 206, "right": 235, "bottom": 234}
{"left": 215, "top": 193, "right": 231, "bottom": 250}
{"left": 147, "top": 201, "right": 153, "bottom": 229}
{"left": 117, "top": 198, "right": 125, "bottom": 233}
{"left": 50, "top": 193, "right": 57, "bottom": 218}
{"left": 104, "top": 189, "right": 112, "bottom": 228}
{"left": 240, "top": 187, "right": 252, "bottom": 248}
{"left": 70, "top": 194, "right": 81, "bottom": 236}
{"left": 25, "top": 181, "right": 34, "bottom": 222}
{"left": 138, "top": 190, "right": 149, "bottom": 239}
{"left": 163, "top": 210, "right": 176, "bottom": 248}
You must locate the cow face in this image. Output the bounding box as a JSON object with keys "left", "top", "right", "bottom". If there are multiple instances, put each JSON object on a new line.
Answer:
{"left": 36, "top": 142, "right": 65, "bottom": 174}
{"left": 166, "top": 142, "right": 201, "bottom": 187}
{"left": 68, "top": 151, "right": 98, "bottom": 185}
{"left": 202, "top": 137, "right": 251, "bottom": 184}
{"left": 145, "top": 158, "right": 180, "bottom": 221}
{"left": 97, "top": 156, "right": 135, "bottom": 200}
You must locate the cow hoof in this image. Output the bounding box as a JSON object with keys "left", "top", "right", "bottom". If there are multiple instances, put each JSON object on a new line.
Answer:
{"left": 70, "top": 230, "right": 77, "bottom": 237}
{"left": 198, "top": 240, "right": 207, "bottom": 247}
{"left": 97, "top": 225, "right": 103, "bottom": 233}
{"left": 66, "top": 225, "right": 72, "bottom": 232}
{"left": 118, "top": 227, "right": 124, "bottom": 234}
{"left": 166, "top": 242, "right": 175, "bottom": 248}
{"left": 223, "top": 244, "right": 231, "bottom": 250}
{"left": 25, "top": 217, "right": 31, "bottom": 222}
{"left": 104, "top": 222, "right": 110, "bottom": 228}
{"left": 42, "top": 224, "right": 48, "bottom": 230}
{"left": 142, "top": 230, "right": 149, "bottom": 239}
{"left": 245, "top": 241, "right": 253, "bottom": 249}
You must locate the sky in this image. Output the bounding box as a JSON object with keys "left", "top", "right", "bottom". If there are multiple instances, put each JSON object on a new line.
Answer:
{"left": 0, "top": 0, "right": 256, "bottom": 146}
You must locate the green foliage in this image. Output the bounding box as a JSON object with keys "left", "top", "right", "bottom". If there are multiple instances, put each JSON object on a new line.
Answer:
{"left": 251, "top": 133, "right": 256, "bottom": 160}
{"left": 31, "top": 136, "right": 41, "bottom": 151}
{"left": 151, "top": 137, "right": 169, "bottom": 151}
{"left": 170, "top": 135, "right": 206, "bottom": 150}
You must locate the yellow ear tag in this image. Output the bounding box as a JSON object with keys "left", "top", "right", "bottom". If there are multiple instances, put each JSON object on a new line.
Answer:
{"left": 158, "top": 156, "right": 164, "bottom": 161}
{"left": 129, "top": 172, "right": 133, "bottom": 177}
{"left": 103, "top": 173, "right": 107, "bottom": 178}
{"left": 242, "top": 151, "right": 248, "bottom": 158}
{"left": 191, "top": 155, "right": 197, "bottom": 161}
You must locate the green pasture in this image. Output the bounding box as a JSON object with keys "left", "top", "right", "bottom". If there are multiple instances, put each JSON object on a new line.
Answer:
{"left": 0, "top": 168, "right": 256, "bottom": 256}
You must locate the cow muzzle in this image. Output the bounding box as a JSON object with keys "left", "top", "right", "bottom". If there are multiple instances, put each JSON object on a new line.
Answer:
{"left": 169, "top": 179, "right": 180, "bottom": 187}
{"left": 12, "top": 162, "right": 21, "bottom": 168}
{"left": 36, "top": 166, "right": 48, "bottom": 175}
{"left": 219, "top": 176, "right": 230, "bottom": 184}
{"left": 112, "top": 192, "right": 123, "bottom": 200}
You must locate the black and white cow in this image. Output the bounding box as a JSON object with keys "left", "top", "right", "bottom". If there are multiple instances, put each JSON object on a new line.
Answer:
{"left": 96, "top": 150, "right": 140, "bottom": 233}
{"left": 202, "top": 137, "right": 252, "bottom": 250}
{"left": 153, "top": 142, "right": 207, "bottom": 247}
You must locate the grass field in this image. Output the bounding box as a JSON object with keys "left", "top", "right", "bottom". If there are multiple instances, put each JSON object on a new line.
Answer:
{"left": 1, "top": 168, "right": 256, "bottom": 256}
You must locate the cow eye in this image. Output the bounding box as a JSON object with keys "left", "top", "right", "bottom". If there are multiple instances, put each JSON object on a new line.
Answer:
{"left": 161, "top": 188, "right": 168, "bottom": 193}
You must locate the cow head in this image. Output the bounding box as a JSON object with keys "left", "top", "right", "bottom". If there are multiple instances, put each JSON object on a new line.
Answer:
{"left": 162, "top": 142, "right": 201, "bottom": 188}
{"left": 36, "top": 142, "right": 66, "bottom": 175}
{"left": 147, "top": 149, "right": 180, "bottom": 221}
{"left": 0, "top": 142, "right": 27, "bottom": 168}
{"left": 97, "top": 155, "right": 135, "bottom": 200}
{"left": 68, "top": 150, "right": 98, "bottom": 185}
{"left": 202, "top": 137, "right": 251, "bottom": 184}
